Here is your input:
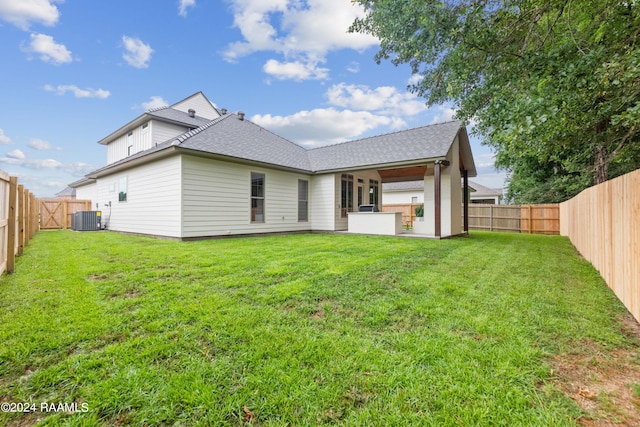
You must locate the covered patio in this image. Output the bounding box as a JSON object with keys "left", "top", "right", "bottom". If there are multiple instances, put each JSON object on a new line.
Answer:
{"left": 346, "top": 126, "right": 476, "bottom": 238}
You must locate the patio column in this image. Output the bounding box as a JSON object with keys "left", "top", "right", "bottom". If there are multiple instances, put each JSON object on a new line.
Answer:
{"left": 463, "top": 169, "right": 469, "bottom": 233}
{"left": 434, "top": 160, "right": 442, "bottom": 238}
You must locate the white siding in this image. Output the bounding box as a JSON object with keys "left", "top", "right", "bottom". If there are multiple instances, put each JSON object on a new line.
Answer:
{"left": 75, "top": 182, "right": 98, "bottom": 205}
{"left": 106, "top": 132, "right": 129, "bottom": 164}
{"left": 310, "top": 174, "right": 336, "bottom": 231}
{"left": 152, "top": 121, "right": 190, "bottom": 145}
{"left": 382, "top": 190, "right": 424, "bottom": 205}
{"left": 94, "top": 156, "right": 182, "bottom": 237}
{"left": 181, "top": 156, "right": 312, "bottom": 238}
{"left": 106, "top": 120, "right": 190, "bottom": 164}
{"left": 172, "top": 93, "right": 220, "bottom": 120}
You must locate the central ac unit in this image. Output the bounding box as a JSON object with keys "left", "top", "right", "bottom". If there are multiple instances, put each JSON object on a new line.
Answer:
{"left": 72, "top": 211, "right": 102, "bottom": 231}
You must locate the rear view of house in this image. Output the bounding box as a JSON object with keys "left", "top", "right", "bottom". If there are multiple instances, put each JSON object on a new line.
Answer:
{"left": 71, "top": 92, "right": 476, "bottom": 239}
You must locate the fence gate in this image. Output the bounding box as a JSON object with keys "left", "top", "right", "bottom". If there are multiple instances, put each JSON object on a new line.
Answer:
{"left": 40, "top": 199, "right": 92, "bottom": 230}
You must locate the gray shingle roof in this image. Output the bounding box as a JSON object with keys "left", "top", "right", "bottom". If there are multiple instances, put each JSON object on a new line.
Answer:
{"left": 82, "top": 115, "right": 473, "bottom": 180}
{"left": 147, "top": 108, "right": 210, "bottom": 128}
{"left": 308, "top": 120, "right": 462, "bottom": 171}
{"left": 175, "top": 114, "right": 311, "bottom": 171}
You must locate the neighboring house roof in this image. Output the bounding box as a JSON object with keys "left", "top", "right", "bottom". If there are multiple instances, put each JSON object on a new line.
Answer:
{"left": 77, "top": 113, "right": 477, "bottom": 182}
{"left": 382, "top": 180, "right": 430, "bottom": 192}
{"left": 55, "top": 186, "right": 76, "bottom": 197}
{"left": 467, "top": 181, "right": 503, "bottom": 198}
{"left": 383, "top": 179, "right": 503, "bottom": 196}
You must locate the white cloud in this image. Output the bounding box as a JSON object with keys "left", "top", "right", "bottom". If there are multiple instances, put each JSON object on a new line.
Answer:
{"left": 28, "top": 138, "right": 61, "bottom": 150}
{"left": 141, "top": 96, "right": 169, "bottom": 111}
{"left": 263, "top": 59, "right": 329, "bottom": 81}
{"left": 178, "top": 0, "right": 195, "bottom": 17}
{"left": 474, "top": 152, "right": 499, "bottom": 169}
{"left": 408, "top": 74, "right": 423, "bottom": 85}
{"left": 0, "top": 152, "right": 96, "bottom": 177}
{"left": 251, "top": 108, "right": 403, "bottom": 146}
{"left": 346, "top": 61, "right": 360, "bottom": 73}
{"left": 44, "top": 84, "right": 110, "bottom": 99}
{"left": 7, "top": 149, "right": 25, "bottom": 159}
{"left": 0, "top": 0, "right": 60, "bottom": 30}
{"left": 24, "top": 33, "right": 72, "bottom": 64}
{"left": 122, "top": 36, "right": 153, "bottom": 68}
{"left": 0, "top": 129, "right": 12, "bottom": 144}
{"left": 429, "top": 106, "right": 457, "bottom": 125}
{"left": 224, "top": 0, "right": 378, "bottom": 80}
{"left": 326, "top": 83, "right": 428, "bottom": 116}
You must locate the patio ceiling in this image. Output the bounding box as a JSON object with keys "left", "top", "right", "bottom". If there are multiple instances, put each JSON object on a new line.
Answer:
{"left": 378, "top": 165, "right": 428, "bottom": 183}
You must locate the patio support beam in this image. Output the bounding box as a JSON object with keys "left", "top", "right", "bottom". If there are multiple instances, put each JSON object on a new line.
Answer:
{"left": 462, "top": 169, "right": 469, "bottom": 233}
{"left": 434, "top": 161, "right": 442, "bottom": 238}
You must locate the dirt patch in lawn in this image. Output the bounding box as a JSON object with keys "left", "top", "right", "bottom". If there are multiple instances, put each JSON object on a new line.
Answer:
{"left": 550, "top": 314, "right": 640, "bottom": 426}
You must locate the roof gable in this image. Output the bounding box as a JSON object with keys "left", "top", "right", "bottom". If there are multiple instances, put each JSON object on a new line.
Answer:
{"left": 308, "top": 121, "right": 465, "bottom": 172}
{"left": 170, "top": 91, "right": 220, "bottom": 120}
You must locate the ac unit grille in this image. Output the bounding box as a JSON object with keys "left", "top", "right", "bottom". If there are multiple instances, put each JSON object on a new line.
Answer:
{"left": 72, "top": 211, "right": 102, "bottom": 231}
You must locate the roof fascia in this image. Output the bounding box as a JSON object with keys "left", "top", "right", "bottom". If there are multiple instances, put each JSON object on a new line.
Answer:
{"left": 311, "top": 157, "right": 447, "bottom": 175}
{"left": 69, "top": 177, "right": 96, "bottom": 188}
{"left": 97, "top": 113, "right": 150, "bottom": 145}
{"left": 87, "top": 146, "right": 180, "bottom": 178}
{"left": 456, "top": 127, "right": 478, "bottom": 177}
{"left": 97, "top": 112, "right": 200, "bottom": 146}
{"left": 178, "top": 148, "right": 313, "bottom": 175}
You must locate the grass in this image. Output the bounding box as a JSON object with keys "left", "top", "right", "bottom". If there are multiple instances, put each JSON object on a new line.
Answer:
{"left": 0, "top": 230, "right": 637, "bottom": 426}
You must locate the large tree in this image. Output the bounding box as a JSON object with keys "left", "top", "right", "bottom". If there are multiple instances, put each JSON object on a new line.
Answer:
{"left": 350, "top": 0, "right": 640, "bottom": 203}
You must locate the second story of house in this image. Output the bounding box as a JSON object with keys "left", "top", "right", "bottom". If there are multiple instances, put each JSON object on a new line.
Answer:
{"left": 99, "top": 92, "right": 221, "bottom": 165}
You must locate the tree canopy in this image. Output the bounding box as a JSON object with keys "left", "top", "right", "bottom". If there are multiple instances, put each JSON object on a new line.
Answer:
{"left": 350, "top": 0, "right": 640, "bottom": 203}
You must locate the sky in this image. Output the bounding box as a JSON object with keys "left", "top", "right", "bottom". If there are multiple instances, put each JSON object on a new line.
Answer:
{"left": 0, "top": 0, "right": 506, "bottom": 197}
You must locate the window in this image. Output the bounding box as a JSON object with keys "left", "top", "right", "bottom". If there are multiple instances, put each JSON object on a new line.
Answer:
{"left": 341, "top": 174, "right": 353, "bottom": 218}
{"left": 369, "top": 179, "right": 379, "bottom": 208}
{"left": 298, "top": 180, "right": 308, "bottom": 222}
{"left": 251, "top": 172, "right": 265, "bottom": 222}
{"left": 119, "top": 176, "right": 127, "bottom": 202}
{"left": 127, "top": 132, "right": 133, "bottom": 156}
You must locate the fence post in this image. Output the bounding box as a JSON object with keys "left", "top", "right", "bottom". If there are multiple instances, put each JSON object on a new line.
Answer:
{"left": 26, "top": 191, "right": 31, "bottom": 244}
{"left": 489, "top": 205, "right": 493, "bottom": 231}
{"left": 31, "top": 193, "right": 38, "bottom": 237}
{"left": 17, "top": 185, "right": 24, "bottom": 255}
{"left": 529, "top": 205, "right": 532, "bottom": 234}
{"left": 63, "top": 200, "right": 68, "bottom": 230}
{"left": 6, "top": 176, "right": 17, "bottom": 273}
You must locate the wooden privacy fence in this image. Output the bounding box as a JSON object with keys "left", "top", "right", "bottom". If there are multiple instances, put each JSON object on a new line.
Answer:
{"left": 40, "top": 199, "right": 92, "bottom": 229}
{"left": 0, "top": 171, "right": 39, "bottom": 275}
{"left": 560, "top": 169, "right": 640, "bottom": 323}
{"left": 468, "top": 204, "right": 560, "bottom": 234}
{"left": 381, "top": 203, "right": 420, "bottom": 228}
{"left": 382, "top": 203, "right": 560, "bottom": 234}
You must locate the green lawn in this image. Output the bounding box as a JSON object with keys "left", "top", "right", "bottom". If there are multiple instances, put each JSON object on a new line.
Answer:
{"left": 0, "top": 230, "right": 637, "bottom": 426}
